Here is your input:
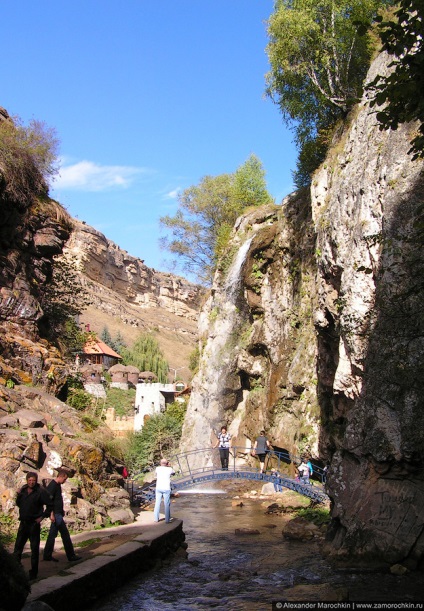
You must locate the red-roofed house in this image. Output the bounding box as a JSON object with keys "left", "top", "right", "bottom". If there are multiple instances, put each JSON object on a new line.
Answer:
{"left": 83, "top": 338, "right": 122, "bottom": 369}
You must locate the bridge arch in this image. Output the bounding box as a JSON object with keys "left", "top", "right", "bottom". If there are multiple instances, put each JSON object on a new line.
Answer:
{"left": 133, "top": 447, "right": 329, "bottom": 505}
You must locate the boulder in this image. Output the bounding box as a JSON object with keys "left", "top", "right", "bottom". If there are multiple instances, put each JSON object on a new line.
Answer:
{"left": 282, "top": 516, "right": 320, "bottom": 540}
{"left": 15, "top": 409, "right": 46, "bottom": 428}
{"left": 235, "top": 528, "right": 260, "bottom": 535}
{"left": 107, "top": 508, "right": 135, "bottom": 525}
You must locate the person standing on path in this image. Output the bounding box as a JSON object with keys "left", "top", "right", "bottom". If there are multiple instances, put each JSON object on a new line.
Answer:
{"left": 253, "top": 430, "right": 272, "bottom": 473}
{"left": 43, "top": 469, "right": 81, "bottom": 563}
{"left": 213, "top": 425, "right": 232, "bottom": 470}
{"left": 13, "top": 472, "right": 53, "bottom": 580}
{"left": 154, "top": 458, "right": 175, "bottom": 523}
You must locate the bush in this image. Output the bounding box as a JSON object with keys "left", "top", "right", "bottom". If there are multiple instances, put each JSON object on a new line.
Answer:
{"left": 67, "top": 388, "right": 93, "bottom": 411}
{"left": 0, "top": 113, "right": 59, "bottom": 205}
{"left": 124, "top": 401, "right": 187, "bottom": 473}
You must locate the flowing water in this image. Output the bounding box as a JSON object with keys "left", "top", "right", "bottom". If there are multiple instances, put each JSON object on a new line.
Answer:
{"left": 91, "top": 488, "right": 422, "bottom": 610}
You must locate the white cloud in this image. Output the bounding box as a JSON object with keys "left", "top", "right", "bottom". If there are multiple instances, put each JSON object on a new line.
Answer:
{"left": 55, "top": 159, "right": 152, "bottom": 191}
{"left": 164, "top": 187, "right": 181, "bottom": 199}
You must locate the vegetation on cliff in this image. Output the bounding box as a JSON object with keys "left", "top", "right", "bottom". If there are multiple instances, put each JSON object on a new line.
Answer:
{"left": 160, "top": 154, "right": 273, "bottom": 285}
{"left": 367, "top": 0, "right": 424, "bottom": 159}
{"left": 265, "top": 0, "right": 391, "bottom": 187}
{"left": 0, "top": 110, "right": 59, "bottom": 204}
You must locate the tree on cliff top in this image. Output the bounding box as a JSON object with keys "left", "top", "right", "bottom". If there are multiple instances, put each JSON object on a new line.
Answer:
{"left": 160, "top": 154, "right": 273, "bottom": 285}
{"left": 367, "top": 0, "right": 424, "bottom": 159}
{"left": 265, "top": 0, "right": 390, "bottom": 187}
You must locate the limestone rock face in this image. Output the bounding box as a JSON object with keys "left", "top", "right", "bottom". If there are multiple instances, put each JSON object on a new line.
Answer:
{"left": 66, "top": 221, "right": 201, "bottom": 324}
{"left": 182, "top": 52, "right": 424, "bottom": 565}
{"left": 181, "top": 200, "right": 318, "bottom": 471}
{"left": 312, "top": 52, "right": 424, "bottom": 566}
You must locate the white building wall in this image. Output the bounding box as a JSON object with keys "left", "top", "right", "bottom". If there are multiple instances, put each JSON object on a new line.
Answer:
{"left": 134, "top": 383, "right": 176, "bottom": 431}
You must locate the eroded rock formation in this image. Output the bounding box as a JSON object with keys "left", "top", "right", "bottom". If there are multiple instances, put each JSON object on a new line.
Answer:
{"left": 66, "top": 220, "right": 201, "bottom": 325}
{"left": 181, "top": 52, "right": 424, "bottom": 566}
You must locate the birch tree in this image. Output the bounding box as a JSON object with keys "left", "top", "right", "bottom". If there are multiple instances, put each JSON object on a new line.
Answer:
{"left": 266, "top": 0, "right": 389, "bottom": 185}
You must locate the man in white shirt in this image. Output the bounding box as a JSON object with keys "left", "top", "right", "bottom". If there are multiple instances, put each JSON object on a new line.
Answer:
{"left": 154, "top": 458, "right": 175, "bottom": 523}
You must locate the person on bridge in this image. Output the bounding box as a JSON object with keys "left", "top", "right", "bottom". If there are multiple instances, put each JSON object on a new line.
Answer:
{"left": 154, "top": 458, "right": 175, "bottom": 523}
{"left": 297, "top": 460, "right": 310, "bottom": 485}
{"left": 213, "top": 426, "right": 232, "bottom": 470}
{"left": 253, "top": 431, "right": 272, "bottom": 473}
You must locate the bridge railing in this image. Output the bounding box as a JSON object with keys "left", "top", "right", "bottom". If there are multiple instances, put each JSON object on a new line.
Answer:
{"left": 167, "top": 446, "right": 325, "bottom": 482}
{"left": 130, "top": 446, "right": 327, "bottom": 505}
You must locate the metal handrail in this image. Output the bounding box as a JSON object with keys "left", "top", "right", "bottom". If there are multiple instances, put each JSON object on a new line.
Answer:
{"left": 131, "top": 446, "right": 328, "bottom": 506}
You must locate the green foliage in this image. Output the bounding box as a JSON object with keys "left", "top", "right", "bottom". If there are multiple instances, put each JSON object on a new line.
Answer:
{"left": 112, "top": 330, "right": 126, "bottom": 353}
{"left": 124, "top": 401, "right": 186, "bottom": 473}
{"left": 160, "top": 154, "right": 272, "bottom": 284}
{"left": 0, "top": 112, "right": 59, "bottom": 205}
{"left": 266, "top": 0, "right": 389, "bottom": 186}
{"left": 0, "top": 512, "right": 16, "bottom": 545}
{"left": 295, "top": 506, "right": 331, "bottom": 526}
{"left": 367, "top": 0, "right": 424, "bottom": 159}
{"left": 188, "top": 345, "right": 200, "bottom": 374}
{"left": 60, "top": 320, "right": 95, "bottom": 359}
{"left": 120, "top": 332, "right": 169, "bottom": 383}
{"left": 106, "top": 387, "right": 136, "bottom": 417}
{"left": 67, "top": 388, "right": 93, "bottom": 411}
{"left": 100, "top": 326, "right": 126, "bottom": 354}
{"left": 39, "top": 253, "right": 92, "bottom": 352}
{"left": 100, "top": 326, "right": 113, "bottom": 346}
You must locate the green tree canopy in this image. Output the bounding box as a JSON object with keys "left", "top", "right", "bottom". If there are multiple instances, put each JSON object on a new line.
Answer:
{"left": 120, "top": 332, "right": 169, "bottom": 383}
{"left": 367, "top": 0, "right": 424, "bottom": 159}
{"left": 100, "top": 326, "right": 113, "bottom": 346}
{"left": 124, "top": 402, "right": 186, "bottom": 473}
{"left": 39, "top": 253, "right": 92, "bottom": 353}
{"left": 160, "top": 154, "right": 273, "bottom": 285}
{"left": 266, "top": 0, "right": 389, "bottom": 186}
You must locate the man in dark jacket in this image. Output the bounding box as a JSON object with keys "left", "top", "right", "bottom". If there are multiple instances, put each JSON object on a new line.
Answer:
{"left": 13, "top": 471, "right": 52, "bottom": 580}
{"left": 43, "top": 469, "right": 81, "bottom": 562}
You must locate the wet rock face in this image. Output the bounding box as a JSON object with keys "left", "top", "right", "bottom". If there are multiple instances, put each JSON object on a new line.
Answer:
{"left": 182, "top": 52, "right": 424, "bottom": 565}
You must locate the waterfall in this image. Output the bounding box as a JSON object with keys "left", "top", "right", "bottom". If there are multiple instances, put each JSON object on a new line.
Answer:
{"left": 224, "top": 237, "right": 253, "bottom": 302}
{"left": 180, "top": 233, "right": 255, "bottom": 463}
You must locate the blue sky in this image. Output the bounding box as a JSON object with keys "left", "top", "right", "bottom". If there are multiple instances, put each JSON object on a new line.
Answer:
{"left": 2, "top": 1, "right": 297, "bottom": 277}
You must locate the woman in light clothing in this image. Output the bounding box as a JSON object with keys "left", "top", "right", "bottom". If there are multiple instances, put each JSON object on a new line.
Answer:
{"left": 154, "top": 458, "right": 175, "bottom": 523}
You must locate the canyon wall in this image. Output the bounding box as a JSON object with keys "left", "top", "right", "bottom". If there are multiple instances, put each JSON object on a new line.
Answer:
{"left": 64, "top": 221, "right": 201, "bottom": 373}
{"left": 181, "top": 53, "right": 424, "bottom": 566}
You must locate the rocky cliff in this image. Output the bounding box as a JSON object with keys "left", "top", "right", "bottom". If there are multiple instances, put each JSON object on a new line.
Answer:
{"left": 181, "top": 52, "right": 424, "bottom": 567}
{"left": 0, "top": 105, "right": 201, "bottom": 535}
{"left": 65, "top": 220, "right": 201, "bottom": 374}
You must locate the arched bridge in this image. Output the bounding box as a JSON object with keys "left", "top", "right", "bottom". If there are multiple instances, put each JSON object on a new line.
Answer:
{"left": 132, "top": 447, "right": 329, "bottom": 505}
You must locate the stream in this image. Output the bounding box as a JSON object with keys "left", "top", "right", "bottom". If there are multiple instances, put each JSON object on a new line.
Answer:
{"left": 91, "top": 485, "right": 422, "bottom": 610}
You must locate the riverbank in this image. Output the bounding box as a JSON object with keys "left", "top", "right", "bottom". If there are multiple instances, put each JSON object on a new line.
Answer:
{"left": 20, "top": 510, "right": 185, "bottom": 610}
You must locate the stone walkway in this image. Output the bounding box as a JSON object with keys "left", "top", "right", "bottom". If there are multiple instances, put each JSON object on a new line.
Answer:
{"left": 14, "top": 510, "right": 184, "bottom": 609}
